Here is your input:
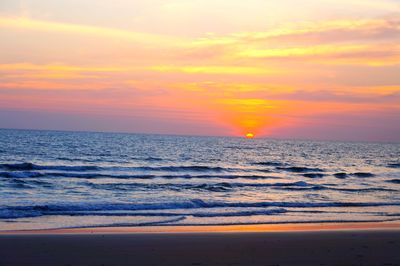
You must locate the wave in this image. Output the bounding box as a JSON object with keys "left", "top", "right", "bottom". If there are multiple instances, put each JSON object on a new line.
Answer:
{"left": 2, "top": 200, "right": 400, "bottom": 219}
{"left": 276, "top": 166, "right": 324, "bottom": 173}
{"left": 386, "top": 179, "right": 400, "bottom": 184}
{"left": 252, "top": 161, "right": 284, "bottom": 167}
{"left": 57, "top": 157, "right": 101, "bottom": 163}
{"left": 86, "top": 181, "right": 316, "bottom": 192}
{"left": 0, "top": 163, "right": 37, "bottom": 171}
{"left": 0, "top": 163, "right": 99, "bottom": 172}
{"left": 332, "top": 187, "right": 396, "bottom": 192}
{"left": 140, "top": 157, "right": 164, "bottom": 162}
{"left": 0, "top": 163, "right": 380, "bottom": 181}
{"left": 0, "top": 171, "right": 45, "bottom": 178}
{"left": 0, "top": 162, "right": 231, "bottom": 173}
{"left": 91, "top": 216, "right": 187, "bottom": 227}
{"left": 14, "top": 208, "right": 288, "bottom": 218}
{"left": 0, "top": 170, "right": 280, "bottom": 180}
{"left": 104, "top": 165, "right": 230, "bottom": 172}
{"left": 51, "top": 216, "right": 188, "bottom": 229}
{"left": 225, "top": 146, "right": 254, "bottom": 150}
{"left": 387, "top": 163, "right": 400, "bottom": 168}
{"left": 351, "top": 172, "right": 375, "bottom": 178}
{"left": 144, "top": 165, "right": 228, "bottom": 172}
{"left": 333, "top": 172, "right": 377, "bottom": 179}
{"left": 159, "top": 174, "right": 279, "bottom": 180}
{"left": 303, "top": 173, "right": 325, "bottom": 178}
{"left": 3, "top": 175, "right": 395, "bottom": 193}
{"left": 193, "top": 208, "right": 287, "bottom": 217}
{"left": 334, "top": 173, "right": 348, "bottom": 179}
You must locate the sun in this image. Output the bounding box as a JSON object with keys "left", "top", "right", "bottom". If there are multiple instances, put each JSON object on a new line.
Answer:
{"left": 245, "top": 133, "right": 255, "bottom": 138}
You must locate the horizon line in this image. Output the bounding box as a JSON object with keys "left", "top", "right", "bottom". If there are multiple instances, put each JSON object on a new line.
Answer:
{"left": 1, "top": 127, "right": 398, "bottom": 144}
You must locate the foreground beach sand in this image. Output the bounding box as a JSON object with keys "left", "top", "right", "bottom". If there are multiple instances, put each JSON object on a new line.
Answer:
{"left": 1, "top": 223, "right": 400, "bottom": 266}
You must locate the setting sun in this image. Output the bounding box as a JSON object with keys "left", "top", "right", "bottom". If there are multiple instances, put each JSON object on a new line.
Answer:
{"left": 1, "top": 1, "right": 400, "bottom": 265}
{"left": 246, "top": 133, "right": 255, "bottom": 138}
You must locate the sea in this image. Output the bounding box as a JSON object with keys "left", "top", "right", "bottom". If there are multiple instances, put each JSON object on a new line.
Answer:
{"left": 0, "top": 128, "right": 399, "bottom": 231}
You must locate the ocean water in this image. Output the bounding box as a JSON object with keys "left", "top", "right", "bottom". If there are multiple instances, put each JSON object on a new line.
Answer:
{"left": 0, "top": 129, "right": 399, "bottom": 231}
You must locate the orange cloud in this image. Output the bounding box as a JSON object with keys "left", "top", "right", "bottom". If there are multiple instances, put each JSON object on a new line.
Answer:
{"left": 0, "top": 17, "right": 181, "bottom": 46}
{"left": 192, "top": 18, "right": 400, "bottom": 46}
{"left": 1, "top": 12, "right": 399, "bottom": 139}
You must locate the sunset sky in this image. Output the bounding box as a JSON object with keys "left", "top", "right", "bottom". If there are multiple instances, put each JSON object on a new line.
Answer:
{"left": 0, "top": 0, "right": 399, "bottom": 141}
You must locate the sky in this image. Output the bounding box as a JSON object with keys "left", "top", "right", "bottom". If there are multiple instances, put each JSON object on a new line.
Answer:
{"left": 0, "top": 0, "right": 399, "bottom": 141}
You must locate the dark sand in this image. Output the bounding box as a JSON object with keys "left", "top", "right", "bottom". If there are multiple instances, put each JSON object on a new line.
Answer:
{"left": 1, "top": 229, "right": 400, "bottom": 266}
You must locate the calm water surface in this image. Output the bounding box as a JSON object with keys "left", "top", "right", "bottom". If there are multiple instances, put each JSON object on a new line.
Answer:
{"left": 0, "top": 129, "right": 399, "bottom": 230}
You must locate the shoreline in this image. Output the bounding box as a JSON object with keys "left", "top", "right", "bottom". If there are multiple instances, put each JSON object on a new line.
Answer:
{"left": 1, "top": 227, "right": 399, "bottom": 265}
{"left": 2, "top": 221, "right": 400, "bottom": 235}
{"left": 2, "top": 222, "right": 399, "bottom": 265}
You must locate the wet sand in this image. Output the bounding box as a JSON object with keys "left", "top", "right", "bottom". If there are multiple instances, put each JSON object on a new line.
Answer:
{"left": 1, "top": 227, "right": 399, "bottom": 266}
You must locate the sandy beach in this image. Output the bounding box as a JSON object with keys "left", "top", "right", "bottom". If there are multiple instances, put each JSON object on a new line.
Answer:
{"left": 1, "top": 224, "right": 400, "bottom": 266}
{"left": 2, "top": 0, "right": 400, "bottom": 264}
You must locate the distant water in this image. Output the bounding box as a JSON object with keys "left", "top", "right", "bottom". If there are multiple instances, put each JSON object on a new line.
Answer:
{"left": 0, "top": 129, "right": 399, "bottom": 231}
